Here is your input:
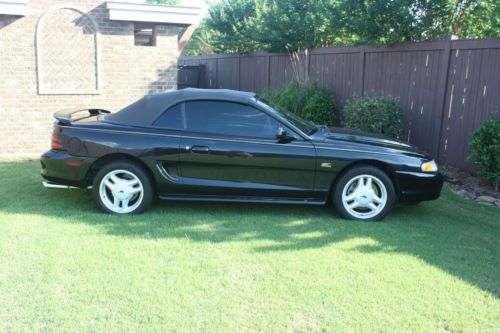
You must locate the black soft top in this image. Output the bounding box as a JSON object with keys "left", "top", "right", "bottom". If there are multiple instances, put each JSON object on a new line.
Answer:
{"left": 104, "top": 88, "right": 256, "bottom": 126}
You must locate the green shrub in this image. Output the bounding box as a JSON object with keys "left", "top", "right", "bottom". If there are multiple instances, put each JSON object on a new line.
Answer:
{"left": 264, "top": 80, "right": 336, "bottom": 126}
{"left": 344, "top": 96, "right": 402, "bottom": 138}
{"left": 470, "top": 115, "right": 500, "bottom": 188}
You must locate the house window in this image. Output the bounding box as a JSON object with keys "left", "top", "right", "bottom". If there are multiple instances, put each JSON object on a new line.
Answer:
{"left": 134, "top": 23, "right": 156, "bottom": 46}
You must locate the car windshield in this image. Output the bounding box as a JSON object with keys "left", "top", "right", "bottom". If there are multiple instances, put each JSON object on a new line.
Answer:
{"left": 255, "top": 97, "right": 317, "bottom": 135}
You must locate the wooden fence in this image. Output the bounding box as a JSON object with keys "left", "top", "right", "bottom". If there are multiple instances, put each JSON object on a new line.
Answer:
{"left": 179, "top": 38, "right": 500, "bottom": 172}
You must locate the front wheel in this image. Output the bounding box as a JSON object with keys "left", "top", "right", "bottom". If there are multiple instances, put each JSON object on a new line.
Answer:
{"left": 332, "top": 165, "right": 396, "bottom": 221}
{"left": 92, "top": 161, "right": 154, "bottom": 214}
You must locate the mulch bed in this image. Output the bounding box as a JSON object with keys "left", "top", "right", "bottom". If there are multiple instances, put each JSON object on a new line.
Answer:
{"left": 442, "top": 165, "right": 500, "bottom": 207}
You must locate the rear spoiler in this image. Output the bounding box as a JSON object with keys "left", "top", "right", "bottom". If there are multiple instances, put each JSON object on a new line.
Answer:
{"left": 54, "top": 109, "right": 111, "bottom": 125}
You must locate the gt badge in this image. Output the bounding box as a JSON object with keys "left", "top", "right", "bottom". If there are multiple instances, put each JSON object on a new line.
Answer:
{"left": 321, "top": 162, "right": 332, "bottom": 168}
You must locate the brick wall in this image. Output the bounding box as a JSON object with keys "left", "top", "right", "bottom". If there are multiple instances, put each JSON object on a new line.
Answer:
{"left": 0, "top": 0, "right": 178, "bottom": 157}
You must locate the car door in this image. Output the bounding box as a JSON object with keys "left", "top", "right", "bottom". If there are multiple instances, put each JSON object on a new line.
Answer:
{"left": 176, "top": 100, "right": 317, "bottom": 199}
{"left": 148, "top": 102, "right": 183, "bottom": 194}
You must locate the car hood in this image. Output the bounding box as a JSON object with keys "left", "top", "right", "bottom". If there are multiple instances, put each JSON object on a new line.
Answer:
{"left": 317, "top": 127, "right": 429, "bottom": 157}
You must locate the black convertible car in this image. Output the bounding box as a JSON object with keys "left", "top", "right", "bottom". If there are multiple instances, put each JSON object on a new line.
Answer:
{"left": 41, "top": 88, "right": 443, "bottom": 221}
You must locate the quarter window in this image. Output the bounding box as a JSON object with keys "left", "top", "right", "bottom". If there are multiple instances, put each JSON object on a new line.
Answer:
{"left": 153, "top": 103, "right": 183, "bottom": 129}
{"left": 184, "top": 101, "right": 279, "bottom": 139}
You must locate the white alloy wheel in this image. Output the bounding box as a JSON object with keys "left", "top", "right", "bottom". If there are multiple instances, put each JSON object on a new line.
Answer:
{"left": 341, "top": 174, "right": 388, "bottom": 220}
{"left": 99, "top": 169, "right": 144, "bottom": 214}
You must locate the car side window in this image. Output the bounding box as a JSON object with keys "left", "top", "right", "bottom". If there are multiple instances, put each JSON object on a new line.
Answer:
{"left": 153, "top": 103, "right": 184, "bottom": 129}
{"left": 184, "top": 101, "right": 280, "bottom": 139}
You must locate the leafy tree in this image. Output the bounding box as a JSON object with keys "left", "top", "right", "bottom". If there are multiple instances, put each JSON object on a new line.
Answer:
{"left": 181, "top": 22, "right": 216, "bottom": 56}
{"left": 205, "top": 0, "right": 263, "bottom": 53}
{"left": 205, "top": 0, "right": 339, "bottom": 53}
{"left": 255, "top": 0, "right": 338, "bottom": 52}
{"left": 152, "top": 0, "right": 500, "bottom": 54}
{"left": 319, "top": 0, "right": 498, "bottom": 45}
{"left": 334, "top": 0, "right": 427, "bottom": 44}
{"left": 455, "top": 0, "right": 500, "bottom": 38}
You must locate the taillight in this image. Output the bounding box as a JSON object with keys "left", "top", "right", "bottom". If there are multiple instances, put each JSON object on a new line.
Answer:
{"left": 51, "top": 129, "right": 64, "bottom": 150}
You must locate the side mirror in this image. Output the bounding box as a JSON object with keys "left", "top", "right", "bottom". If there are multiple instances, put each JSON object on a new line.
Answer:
{"left": 276, "top": 127, "right": 295, "bottom": 143}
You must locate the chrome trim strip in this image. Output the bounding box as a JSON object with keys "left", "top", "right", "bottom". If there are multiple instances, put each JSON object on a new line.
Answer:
{"left": 155, "top": 163, "right": 180, "bottom": 183}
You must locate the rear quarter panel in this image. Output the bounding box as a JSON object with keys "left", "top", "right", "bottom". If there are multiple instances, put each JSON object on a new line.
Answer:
{"left": 58, "top": 123, "right": 180, "bottom": 189}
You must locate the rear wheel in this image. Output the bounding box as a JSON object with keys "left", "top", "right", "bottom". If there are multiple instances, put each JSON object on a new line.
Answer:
{"left": 333, "top": 165, "right": 396, "bottom": 221}
{"left": 92, "top": 161, "right": 153, "bottom": 214}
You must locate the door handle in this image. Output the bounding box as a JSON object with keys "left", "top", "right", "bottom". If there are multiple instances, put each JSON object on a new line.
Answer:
{"left": 190, "top": 145, "right": 210, "bottom": 154}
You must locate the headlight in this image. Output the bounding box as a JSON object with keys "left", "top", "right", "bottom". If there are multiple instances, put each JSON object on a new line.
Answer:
{"left": 421, "top": 160, "right": 438, "bottom": 172}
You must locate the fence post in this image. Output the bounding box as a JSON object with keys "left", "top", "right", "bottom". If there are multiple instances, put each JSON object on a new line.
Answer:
{"left": 360, "top": 45, "right": 366, "bottom": 97}
{"left": 215, "top": 58, "right": 219, "bottom": 89}
{"left": 237, "top": 55, "right": 241, "bottom": 90}
{"left": 435, "top": 35, "right": 453, "bottom": 161}
{"left": 267, "top": 55, "right": 271, "bottom": 89}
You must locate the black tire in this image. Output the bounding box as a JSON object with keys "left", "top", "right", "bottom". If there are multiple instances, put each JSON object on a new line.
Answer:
{"left": 92, "top": 160, "right": 154, "bottom": 214}
{"left": 332, "top": 165, "right": 396, "bottom": 221}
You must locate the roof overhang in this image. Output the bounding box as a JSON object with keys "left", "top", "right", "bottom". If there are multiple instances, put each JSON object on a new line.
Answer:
{"left": 106, "top": 1, "right": 202, "bottom": 25}
{"left": 0, "top": 0, "right": 27, "bottom": 16}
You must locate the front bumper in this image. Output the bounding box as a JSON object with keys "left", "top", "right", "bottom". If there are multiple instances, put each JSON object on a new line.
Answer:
{"left": 40, "top": 150, "right": 96, "bottom": 188}
{"left": 396, "top": 171, "right": 444, "bottom": 203}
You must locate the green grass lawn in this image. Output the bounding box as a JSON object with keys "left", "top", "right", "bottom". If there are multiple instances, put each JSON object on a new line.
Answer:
{"left": 0, "top": 160, "right": 498, "bottom": 332}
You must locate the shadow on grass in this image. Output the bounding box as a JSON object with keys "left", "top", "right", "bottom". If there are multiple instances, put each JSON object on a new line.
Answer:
{"left": 1, "top": 160, "right": 499, "bottom": 298}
